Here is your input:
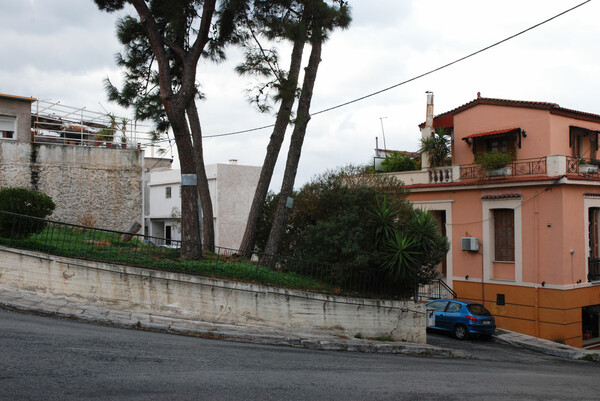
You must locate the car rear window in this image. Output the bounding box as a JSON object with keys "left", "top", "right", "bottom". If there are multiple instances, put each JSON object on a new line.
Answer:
{"left": 467, "top": 304, "right": 492, "bottom": 316}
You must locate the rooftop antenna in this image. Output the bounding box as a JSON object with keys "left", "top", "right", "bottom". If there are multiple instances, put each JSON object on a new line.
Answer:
{"left": 379, "top": 116, "right": 388, "bottom": 151}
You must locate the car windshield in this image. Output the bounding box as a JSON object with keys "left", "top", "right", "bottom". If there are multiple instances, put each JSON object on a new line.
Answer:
{"left": 467, "top": 304, "right": 492, "bottom": 316}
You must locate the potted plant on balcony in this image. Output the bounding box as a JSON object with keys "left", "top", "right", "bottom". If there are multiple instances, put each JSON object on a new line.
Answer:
{"left": 475, "top": 152, "right": 514, "bottom": 177}
{"left": 120, "top": 118, "right": 128, "bottom": 149}
{"left": 578, "top": 158, "right": 599, "bottom": 174}
{"left": 95, "top": 113, "right": 117, "bottom": 147}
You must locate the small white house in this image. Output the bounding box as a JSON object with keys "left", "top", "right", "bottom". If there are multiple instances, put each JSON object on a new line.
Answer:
{"left": 145, "top": 160, "right": 261, "bottom": 250}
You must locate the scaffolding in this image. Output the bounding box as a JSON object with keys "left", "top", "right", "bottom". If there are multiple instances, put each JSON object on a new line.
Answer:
{"left": 30, "top": 99, "right": 169, "bottom": 155}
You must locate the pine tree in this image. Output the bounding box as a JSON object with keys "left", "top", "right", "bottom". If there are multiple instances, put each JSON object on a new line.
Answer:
{"left": 94, "top": 0, "right": 243, "bottom": 258}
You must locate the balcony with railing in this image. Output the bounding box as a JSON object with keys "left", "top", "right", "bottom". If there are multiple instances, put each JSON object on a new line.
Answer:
{"left": 389, "top": 155, "right": 600, "bottom": 185}
{"left": 30, "top": 99, "right": 155, "bottom": 150}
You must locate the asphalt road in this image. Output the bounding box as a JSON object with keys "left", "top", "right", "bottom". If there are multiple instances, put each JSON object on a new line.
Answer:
{"left": 1, "top": 309, "right": 599, "bottom": 401}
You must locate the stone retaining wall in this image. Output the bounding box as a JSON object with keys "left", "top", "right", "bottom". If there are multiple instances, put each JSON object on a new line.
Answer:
{"left": 0, "top": 142, "right": 142, "bottom": 232}
{"left": 0, "top": 247, "right": 426, "bottom": 343}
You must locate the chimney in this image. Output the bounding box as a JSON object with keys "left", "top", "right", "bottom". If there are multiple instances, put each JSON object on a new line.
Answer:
{"left": 425, "top": 91, "right": 434, "bottom": 129}
{"left": 421, "top": 92, "right": 435, "bottom": 169}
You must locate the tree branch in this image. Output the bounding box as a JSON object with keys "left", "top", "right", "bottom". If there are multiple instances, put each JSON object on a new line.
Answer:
{"left": 129, "top": 0, "right": 174, "bottom": 102}
{"left": 242, "top": 9, "right": 283, "bottom": 85}
{"left": 188, "top": 0, "right": 216, "bottom": 62}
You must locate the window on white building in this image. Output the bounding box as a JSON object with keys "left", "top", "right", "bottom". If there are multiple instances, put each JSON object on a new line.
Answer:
{"left": 165, "top": 186, "right": 172, "bottom": 199}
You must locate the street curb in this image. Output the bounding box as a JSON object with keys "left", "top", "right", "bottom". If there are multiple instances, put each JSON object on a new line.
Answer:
{"left": 494, "top": 333, "right": 600, "bottom": 362}
{"left": 0, "top": 298, "right": 466, "bottom": 359}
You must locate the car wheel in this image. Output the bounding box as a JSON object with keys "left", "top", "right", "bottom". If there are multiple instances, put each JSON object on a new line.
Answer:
{"left": 454, "top": 324, "right": 468, "bottom": 340}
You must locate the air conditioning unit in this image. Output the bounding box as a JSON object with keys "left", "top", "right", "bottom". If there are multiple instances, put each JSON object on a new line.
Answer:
{"left": 461, "top": 237, "right": 479, "bottom": 252}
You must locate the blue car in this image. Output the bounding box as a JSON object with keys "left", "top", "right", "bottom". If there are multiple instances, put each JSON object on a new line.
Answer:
{"left": 426, "top": 299, "right": 496, "bottom": 340}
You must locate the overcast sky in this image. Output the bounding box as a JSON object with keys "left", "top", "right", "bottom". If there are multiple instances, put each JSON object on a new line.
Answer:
{"left": 2, "top": 0, "right": 599, "bottom": 189}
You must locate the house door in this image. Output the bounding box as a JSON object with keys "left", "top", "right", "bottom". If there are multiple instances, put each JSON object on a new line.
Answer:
{"left": 582, "top": 305, "right": 600, "bottom": 347}
{"left": 165, "top": 225, "right": 172, "bottom": 245}
{"left": 589, "top": 208, "right": 600, "bottom": 282}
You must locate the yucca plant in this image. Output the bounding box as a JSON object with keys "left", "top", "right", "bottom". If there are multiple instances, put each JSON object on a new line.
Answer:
{"left": 419, "top": 128, "right": 450, "bottom": 167}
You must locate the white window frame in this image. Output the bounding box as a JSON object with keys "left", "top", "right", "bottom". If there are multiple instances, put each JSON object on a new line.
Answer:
{"left": 0, "top": 115, "right": 17, "bottom": 140}
{"left": 584, "top": 196, "right": 600, "bottom": 282}
{"left": 482, "top": 198, "right": 522, "bottom": 283}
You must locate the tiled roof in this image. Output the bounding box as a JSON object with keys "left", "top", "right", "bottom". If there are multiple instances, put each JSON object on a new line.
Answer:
{"left": 481, "top": 193, "right": 522, "bottom": 200}
{"left": 0, "top": 93, "right": 37, "bottom": 102}
{"left": 463, "top": 127, "right": 520, "bottom": 140}
{"left": 419, "top": 97, "right": 600, "bottom": 129}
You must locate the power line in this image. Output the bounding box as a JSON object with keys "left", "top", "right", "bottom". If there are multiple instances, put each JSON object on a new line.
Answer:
{"left": 200, "top": 0, "right": 591, "bottom": 139}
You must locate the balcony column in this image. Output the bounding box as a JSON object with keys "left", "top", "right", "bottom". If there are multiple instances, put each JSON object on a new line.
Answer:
{"left": 546, "top": 155, "right": 567, "bottom": 176}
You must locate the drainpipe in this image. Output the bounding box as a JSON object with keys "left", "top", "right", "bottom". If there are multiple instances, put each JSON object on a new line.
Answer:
{"left": 421, "top": 91, "right": 434, "bottom": 169}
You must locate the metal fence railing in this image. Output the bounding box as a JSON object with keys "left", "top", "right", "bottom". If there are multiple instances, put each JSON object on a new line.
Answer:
{"left": 459, "top": 157, "right": 547, "bottom": 181}
{"left": 0, "top": 211, "right": 419, "bottom": 300}
{"left": 417, "top": 279, "right": 457, "bottom": 301}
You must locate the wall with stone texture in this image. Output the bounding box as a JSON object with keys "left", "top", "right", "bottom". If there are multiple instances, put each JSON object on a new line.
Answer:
{"left": 0, "top": 247, "right": 427, "bottom": 343}
{"left": 0, "top": 141, "right": 142, "bottom": 232}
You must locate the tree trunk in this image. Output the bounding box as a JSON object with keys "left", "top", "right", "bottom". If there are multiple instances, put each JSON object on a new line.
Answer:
{"left": 238, "top": 32, "right": 308, "bottom": 257}
{"left": 186, "top": 101, "right": 215, "bottom": 252}
{"left": 263, "top": 38, "right": 322, "bottom": 258}
{"left": 169, "top": 109, "right": 202, "bottom": 259}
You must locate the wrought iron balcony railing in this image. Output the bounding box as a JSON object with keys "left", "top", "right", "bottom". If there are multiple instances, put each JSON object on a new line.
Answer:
{"left": 459, "top": 157, "right": 547, "bottom": 181}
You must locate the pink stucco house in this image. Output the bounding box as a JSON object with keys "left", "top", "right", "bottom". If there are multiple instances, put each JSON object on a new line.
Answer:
{"left": 392, "top": 94, "right": 600, "bottom": 348}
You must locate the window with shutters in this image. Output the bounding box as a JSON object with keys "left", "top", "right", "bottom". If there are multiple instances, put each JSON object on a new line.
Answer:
{"left": 474, "top": 133, "right": 517, "bottom": 155}
{"left": 494, "top": 209, "right": 514, "bottom": 262}
{"left": 570, "top": 126, "right": 598, "bottom": 160}
{"left": 0, "top": 115, "right": 16, "bottom": 139}
{"left": 590, "top": 208, "right": 600, "bottom": 259}
{"left": 589, "top": 208, "right": 600, "bottom": 282}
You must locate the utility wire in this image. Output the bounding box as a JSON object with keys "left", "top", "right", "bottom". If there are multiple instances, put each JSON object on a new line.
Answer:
{"left": 443, "top": 174, "right": 567, "bottom": 227}
{"left": 199, "top": 0, "right": 591, "bottom": 139}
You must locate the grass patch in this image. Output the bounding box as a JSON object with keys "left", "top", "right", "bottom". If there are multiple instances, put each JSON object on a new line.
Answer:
{"left": 0, "top": 226, "right": 334, "bottom": 294}
{"left": 372, "top": 336, "right": 395, "bottom": 342}
{"left": 579, "top": 354, "right": 596, "bottom": 362}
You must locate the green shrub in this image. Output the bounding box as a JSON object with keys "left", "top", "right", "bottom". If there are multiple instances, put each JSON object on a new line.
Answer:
{"left": 0, "top": 187, "right": 55, "bottom": 238}
{"left": 475, "top": 152, "right": 514, "bottom": 170}
{"left": 380, "top": 152, "right": 418, "bottom": 172}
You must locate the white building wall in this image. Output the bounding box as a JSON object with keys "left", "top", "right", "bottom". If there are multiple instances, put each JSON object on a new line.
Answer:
{"left": 146, "top": 162, "right": 261, "bottom": 249}
{"left": 214, "top": 163, "right": 261, "bottom": 250}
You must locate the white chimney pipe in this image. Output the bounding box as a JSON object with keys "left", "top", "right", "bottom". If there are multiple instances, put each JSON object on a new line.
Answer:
{"left": 421, "top": 92, "right": 435, "bottom": 169}
{"left": 425, "top": 91, "right": 434, "bottom": 128}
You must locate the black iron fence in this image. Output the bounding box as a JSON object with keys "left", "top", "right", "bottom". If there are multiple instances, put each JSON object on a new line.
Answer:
{"left": 417, "top": 278, "right": 457, "bottom": 301}
{"left": 0, "top": 211, "right": 420, "bottom": 300}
